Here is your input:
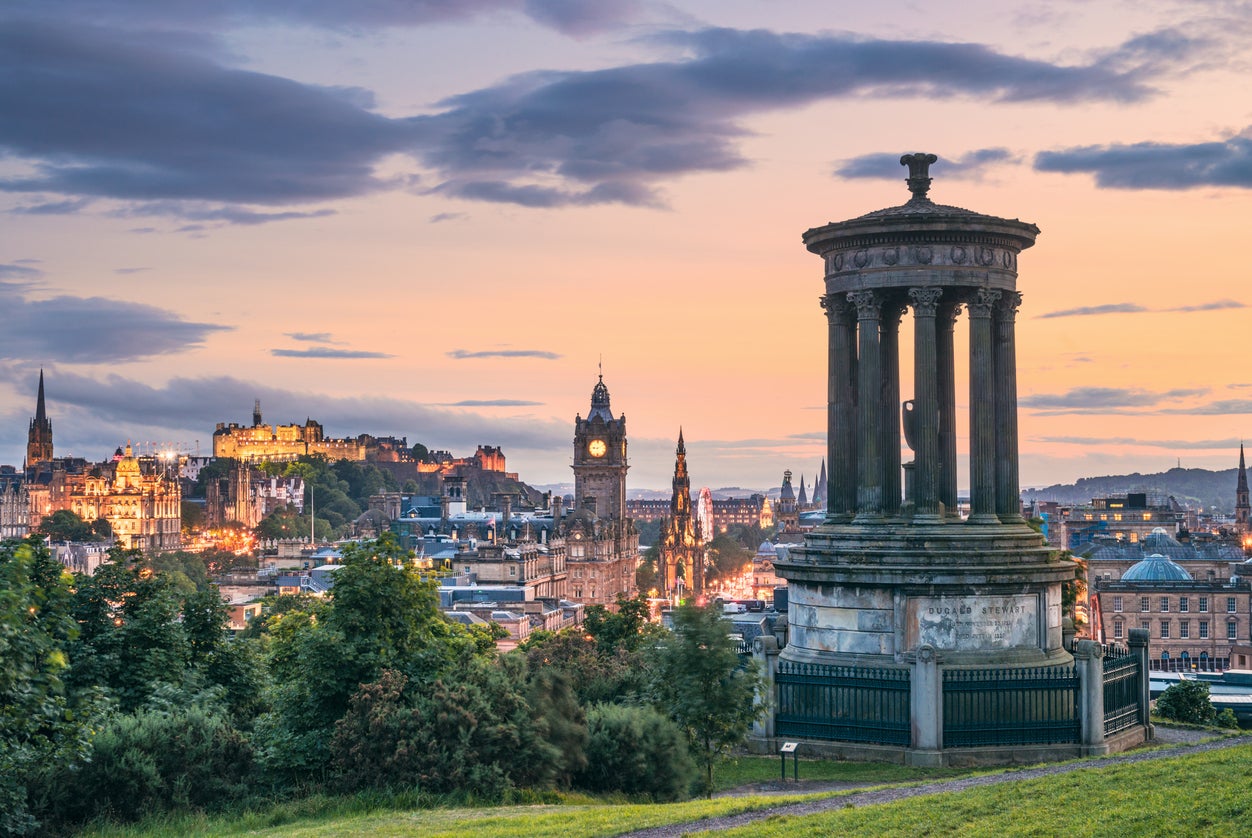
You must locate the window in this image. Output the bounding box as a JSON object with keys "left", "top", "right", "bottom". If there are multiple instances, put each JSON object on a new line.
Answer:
{"left": 1141, "top": 620, "right": 1151, "bottom": 633}
{"left": 1228, "top": 597, "right": 1238, "bottom": 614}
{"left": 508, "top": 565, "right": 516, "bottom": 577}
{"left": 1179, "top": 597, "right": 1189, "bottom": 613}
{"left": 1199, "top": 597, "right": 1209, "bottom": 613}
{"left": 1228, "top": 621, "right": 1239, "bottom": 641}
{"left": 1160, "top": 621, "right": 1170, "bottom": 639}
{"left": 1179, "top": 621, "right": 1190, "bottom": 639}
{"left": 1199, "top": 621, "right": 1209, "bottom": 639}
{"left": 1160, "top": 597, "right": 1170, "bottom": 613}
{"left": 1113, "top": 596, "right": 1124, "bottom": 612}
{"left": 1113, "top": 620, "right": 1124, "bottom": 639}
{"left": 1140, "top": 597, "right": 1150, "bottom": 612}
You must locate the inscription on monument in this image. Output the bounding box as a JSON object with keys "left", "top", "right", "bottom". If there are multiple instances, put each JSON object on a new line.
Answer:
{"left": 907, "top": 594, "right": 1039, "bottom": 651}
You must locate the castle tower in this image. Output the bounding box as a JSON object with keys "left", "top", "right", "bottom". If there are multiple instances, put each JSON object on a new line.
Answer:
{"left": 27, "top": 370, "right": 53, "bottom": 466}
{"left": 572, "top": 374, "right": 628, "bottom": 521}
{"left": 1236, "top": 443, "right": 1249, "bottom": 530}
{"left": 777, "top": 470, "right": 798, "bottom": 532}
{"left": 661, "top": 429, "right": 703, "bottom": 597}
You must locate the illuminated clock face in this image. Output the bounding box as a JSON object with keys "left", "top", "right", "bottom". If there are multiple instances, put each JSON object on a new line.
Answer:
{"left": 588, "top": 439, "right": 607, "bottom": 458}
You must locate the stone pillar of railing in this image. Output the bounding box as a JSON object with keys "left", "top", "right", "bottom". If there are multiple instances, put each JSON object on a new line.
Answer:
{"left": 1074, "top": 639, "right": 1108, "bottom": 755}
{"left": 1128, "top": 628, "right": 1154, "bottom": 739}
{"left": 908, "top": 645, "right": 943, "bottom": 766}
{"left": 753, "top": 634, "right": 781, "bottom": 740}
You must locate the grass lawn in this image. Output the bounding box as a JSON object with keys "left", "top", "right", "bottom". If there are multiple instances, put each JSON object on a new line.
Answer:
{"left": 711, "top": 753, "right": 973, "bottom": 791}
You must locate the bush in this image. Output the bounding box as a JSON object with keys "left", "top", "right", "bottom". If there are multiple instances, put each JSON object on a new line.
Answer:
{"left": 37, "top": 703, "right": 253, "bottom": 826}
{"left": 1155, "top": 679, "right": 1216, "bottom": 725}
{"left": 575, "top": 704, "right": 696, "bottom": 801}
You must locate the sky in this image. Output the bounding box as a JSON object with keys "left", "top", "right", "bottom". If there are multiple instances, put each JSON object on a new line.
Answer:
{"left": 2, "top": 0, "right": 1252, "bottom": 494}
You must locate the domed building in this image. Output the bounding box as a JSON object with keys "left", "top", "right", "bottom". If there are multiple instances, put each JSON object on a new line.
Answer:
{"left": 1093, "top": 542, "right": 1252, "bottom": 672}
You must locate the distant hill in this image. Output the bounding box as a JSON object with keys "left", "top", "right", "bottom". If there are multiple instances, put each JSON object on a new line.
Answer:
{"left": 1024, "top": 467, "right": 1240, "bottom": 513}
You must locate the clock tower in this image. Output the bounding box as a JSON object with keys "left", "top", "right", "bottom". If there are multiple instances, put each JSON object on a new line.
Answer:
{"left": 572, "top": 374, "right": 628, "bottom": 520}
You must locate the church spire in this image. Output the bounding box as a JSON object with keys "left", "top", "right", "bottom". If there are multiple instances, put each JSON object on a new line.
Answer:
{"left": 27, "top": 369, "right": 53, "bottom": 466}
{"left": 1236, "top": 442, "right": 1250, "bottom": 529}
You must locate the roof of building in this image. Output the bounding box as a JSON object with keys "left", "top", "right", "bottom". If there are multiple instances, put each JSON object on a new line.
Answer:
{"left": 1121, "top": 553, "right": 1194, "bottom": 583}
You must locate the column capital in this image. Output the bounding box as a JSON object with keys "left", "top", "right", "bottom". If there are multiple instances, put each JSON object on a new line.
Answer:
{"left": 819, "top": 293, "right": 854, "bottom": 324}
{"left": 968, "top": 288, "right": 1002, "bottom": 318}
{"left": 998, "top": 290, "right": 1023, "bottom": 320}
{"left": 847, "top": 289, "right": 881, "bottom": 320}
{"left": 909, "top": 287, "right": 943, "bottom": 317}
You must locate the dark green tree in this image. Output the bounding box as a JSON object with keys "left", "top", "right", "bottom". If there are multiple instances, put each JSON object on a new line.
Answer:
{"left": 648, "top": 603, "right": 763, "bottom": 796}
{"left": 584, "top": 592, "right": 653, "bottom": 653}
{"left": 575, "top": 703, "right": 696, "bottom": 801}
{"left": 35, "top": 509, "right": 100, "bottom": 542}
{"left": 1155, "top": 679, "right": 1217, "bottom": 725}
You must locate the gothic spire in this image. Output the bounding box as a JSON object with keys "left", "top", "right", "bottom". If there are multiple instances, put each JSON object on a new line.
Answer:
{"left": 35, "top": 369, "right": 47, "bottom": 424}
{"left": 1239, "top": 443, "right": 1248, "bottom": 493}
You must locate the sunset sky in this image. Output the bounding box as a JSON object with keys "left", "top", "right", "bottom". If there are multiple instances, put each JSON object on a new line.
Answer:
{"left": 3, "top": 1, "right": 1252, "bottom": 493}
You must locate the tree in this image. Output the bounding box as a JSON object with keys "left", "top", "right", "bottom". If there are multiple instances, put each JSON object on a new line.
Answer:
{"left": 705, "top": 532, "right": 752, "bottom": 584}
{"left": 575, "top": 703, "right": 695, "bottom": 800}
{"left": 648, "top": 603, "right": 763, "bottom": 796}
{"left": 410, "top": 442, "right": 429, "bottom": 462}
{"left": 36, "top": 509, "right": 100, "bottom": 542}
{"left": 584, "top": 592, "right": 653, "bottom": 653}
{"left": 0, "top": 540, "right": 90, "bottom": 835}
{"left": 1155, "top": 679, "right": 1217, "bottom": 725}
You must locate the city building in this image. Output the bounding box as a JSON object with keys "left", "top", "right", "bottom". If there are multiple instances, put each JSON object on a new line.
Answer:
{"left": 212, "top": 400, "right": 370, "bottom": 462}
{"left": 775, "top": 470, "right": 798, "bottom": 533}
{"left": 0, "top": 467, "right": 29, "bottom": 539}
{"left": 1059, "top": 493, "right": 1185, "bottom": 552}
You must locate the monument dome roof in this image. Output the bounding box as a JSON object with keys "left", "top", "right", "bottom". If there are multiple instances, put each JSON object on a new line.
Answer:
{"left": 1122, "top": 553, "right": 1193, "bottom": 583}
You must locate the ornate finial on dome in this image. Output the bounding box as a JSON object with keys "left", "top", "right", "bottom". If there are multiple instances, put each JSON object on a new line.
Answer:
{"left": 900, "top": 152, "right": 938, "bottom": 202}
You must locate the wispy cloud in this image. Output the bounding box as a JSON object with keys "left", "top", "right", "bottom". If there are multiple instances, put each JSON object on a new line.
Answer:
{"left": 113, "top": 267, "right": 149, "bottom": 275}
{"left": 0, "top": 282, "right": 229, "bottom": 363}
{"left": 285, "top": 332, "right": 339, "bottom": 344}
{"left": 1159, "top": 399, "right": 1252, "bottom": 415}
{"left": 429, "top": 212, "right": 467, "bottom": 224}
{"left": 271, "top": 347, "right": 393, "bottom": 359}
{"left": 447, "top": 349, "right": 562, "bottom": 360}
{"left": 438, "top": 399, "right": 545, "bottom": 407}
{"left": 1035, "top": 131, "right": 1252, "bottom": 190}
{"left": 835, "top": 148, "right": 1020, "bottom": 181}
{"left": 1038, "top": 300, "right": 1243, "bottom": 319}
{"left": 1020, "top": 387, "right": 1208, "bottom": 412}
{"left": 1034, "top": 435, "right": 1240, "bottom": 450}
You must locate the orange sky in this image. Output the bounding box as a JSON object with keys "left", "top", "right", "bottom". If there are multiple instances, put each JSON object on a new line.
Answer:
{"left": 2, "top": 1, "right": 1251, "bottom": 492}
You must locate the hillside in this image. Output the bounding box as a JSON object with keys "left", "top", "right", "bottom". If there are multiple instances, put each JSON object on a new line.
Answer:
{"left": 1024, "top": 466, "right": 1240, "bottom": 513}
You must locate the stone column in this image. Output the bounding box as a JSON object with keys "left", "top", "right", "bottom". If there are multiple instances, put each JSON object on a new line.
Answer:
{"left": 967, "top": 289, "right": 1001, "bottom": 524}
{"left": 848, "top": 290, "right": 883, "bottom": 521}
{"left": 880, "top": 300, "right": 904, "bottom": 517}
{"left": 752, "top": 635, "right": 781, "bottom": 740}
{"left": 995, "top": 291, "right": 1024, "bottom": 523}
{"left": 1128, "top": 628, "right": 1154, "bottom": 736}
{"left": 909, "top": 288, "right": 943, "bottom": 521}
{"left": 822, "top": 294, "right": 857, "bottom": 522}
{"left": 937, "top": 301, "right": 961, "bottom": 517}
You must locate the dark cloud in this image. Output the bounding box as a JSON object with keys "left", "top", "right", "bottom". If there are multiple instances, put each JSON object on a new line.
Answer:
{"left": 116, "top": 203, "right": 339, "bottom": 226}
{"left": 0, "top": 20, "right": 1193, "bottom": 212}
{"left": 1035, "top": 132, "right": 1252, "bottom": 189}
{"left": 0, "top": 262, "right": 43, "bottom": 282}
{"left": 1020, "top": 387, "right": 1208, "bottom": 412}
{"left": 9, "top": 197, "right": 94, "bottom": 215}
{"left": 0, "top": 283, "right": 228, "bottom": 363}
{"left": 836, "top": 148, "right": 1019, "bottom": 180}
{"left": 271, "top": 347, "right": 394, "bottom": 359}
{"left": 439, "top": 399, "right": 545, "bottom": 407}
{"left": 285, "top": 332, "right": 338, "bottom": 344}
{"left": 0, "top": 366, "right": 571, "bottom": 462}
{"left": 1035, "top": 435, "right": 1240, "bottom": 449}
{"left": 447, "top": 349, "right": 562, "bottom": 360}
{"left": 1037, "top": 303, "right": 1148, "bottom": 319}
{"left": 1, "top": 0, "right": 641, "bottom": 38}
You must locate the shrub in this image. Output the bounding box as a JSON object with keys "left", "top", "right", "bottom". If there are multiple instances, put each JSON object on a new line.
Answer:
{"left": 575, "top": 704, "right": 696, "bottom": 801}
{"left": 1155, "top": 679, "right": 1216, "bottom": 725}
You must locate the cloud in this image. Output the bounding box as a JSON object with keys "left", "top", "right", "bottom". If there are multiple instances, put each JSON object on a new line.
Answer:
{"left": 113, "top": 267, "right": 149, "bottom": 275}
{"left": 438, "top": 399, "right": 545, "bottom": 407}
{"left": 1020, "top": 387, "right": 1207, "bottom": 412}
{"left": 1035, "top": 131, "right": 1252, "bottom": 189}
{"left": 429, "top": 212, "right": 467, "bottom": 224}
{"left": 1034, "top": 435, "right": 1240, "bottom": 450}
{"left": 447, "top": 349, "right": 562, "bottom": 360}
{"left": 0, "top": 283, "right": 229, "bottom": 363}
{"left": 1159, "top": 399, "right": 1252, "bottom": 416}
{"left": 285, "top": 332, "right": 339, "bottom": 344}
{"left": 1037, "top": 303, "right": 1148, "bottom": 319}
{"left": 8, "top": 197, "right": 94, "bottom": 215}
{"left": 1037, "top": 300, "right": 1243, "bottom": 319}
{"left": 0, "top": 262, "right": 44, "bottom": 283}
{"left": 271, "top": 347, "right": 394, "bottom": 359}
{"left": 836, "top": 147, "right": 1019, "bottom": 181}
{"left": 0, "top": 21, "right": 1195, "bottom": 212}
{"left": 0, "top": 367, "right": 572, "bottom": 461}
{"left": 116, "top": 203, "right": 339, "bottom": 226}
{"left": 1, "top": 0, "right": 643, "bottom": 38}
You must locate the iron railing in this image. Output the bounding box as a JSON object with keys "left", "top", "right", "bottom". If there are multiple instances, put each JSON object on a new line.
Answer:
{"left": 942, "top": 665, "right": 1079, "bottom": 747}
{"left": 775, "top": 661, "right": 911, "bottom": 746}
{"left": 1102, "top": 644, "right": 1142, "bottom": 735}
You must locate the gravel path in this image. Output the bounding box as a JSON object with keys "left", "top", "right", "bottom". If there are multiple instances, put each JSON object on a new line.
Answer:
{"left": 619, "top": 733, "right": 1252, "bottom": 838}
